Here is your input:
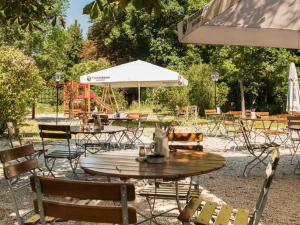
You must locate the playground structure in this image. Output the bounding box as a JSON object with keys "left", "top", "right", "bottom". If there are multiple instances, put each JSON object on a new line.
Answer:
{"left": 45, "top": 82, "right": 117, "bottom": 117}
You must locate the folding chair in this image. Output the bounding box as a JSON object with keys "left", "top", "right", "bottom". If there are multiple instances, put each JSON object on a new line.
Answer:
{"left": 204, "top": 109, "right": 223, "bottom": 136}
{"left": 178, "top": 148, "right": 280, "bottom": 225}
{"left": 30, "top": 176, "right": 137, "bottom": 225}
{"left": 123, "top": 113, "right": 146, "bottom": 147}
{"left": 0, "top": 144, "right": 43, "bottom": 225}
{"left": 223, "top": 114, "right": 244, "bottom": 151}
{"left": 240, "top": 120, "right": 279, "bottom": 177}
{"left": 39, "top": 124, "right": 82, "bottom": 177}
{"left": 287, "top": 116, "right": 300, "bottom": 164}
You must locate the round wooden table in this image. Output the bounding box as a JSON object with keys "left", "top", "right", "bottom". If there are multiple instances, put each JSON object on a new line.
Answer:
{"left": 80, "top": 150, "right": 226, "bottom": 180}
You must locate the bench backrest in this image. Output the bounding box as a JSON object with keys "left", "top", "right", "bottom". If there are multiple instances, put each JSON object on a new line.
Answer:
{"left": 249, "top": 148, "right": 280, "bottom": 225}
{"left": 287, "top": 115, "right": 300, "bottom": 126}
{"left": 204, "top": 109, "right": 217, "bottom": 115}
{"left": 30, "top": 176, "right": 137, "bottom": 224}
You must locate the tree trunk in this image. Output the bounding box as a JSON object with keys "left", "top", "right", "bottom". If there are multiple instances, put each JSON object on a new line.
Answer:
{"left": 31, "top": 101, "right": 36, "bottom": 119}
{"left": 239, "top": 79, "right": 246, "bottom": 117}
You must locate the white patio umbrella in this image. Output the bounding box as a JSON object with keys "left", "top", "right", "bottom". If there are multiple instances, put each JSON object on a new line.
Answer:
{"left": 178, "top": 0, "right": 300, "bottom": 49}
{"left": 287, "top": 63, "right": 300, "bottom": 113}
{"left": 80, "top": 60, "right": 188, "bottom": 107}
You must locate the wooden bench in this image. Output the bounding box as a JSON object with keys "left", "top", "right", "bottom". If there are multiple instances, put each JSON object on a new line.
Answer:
{"left": 178, "top": 148, "right": 280, "bottom": 225}
{"left": 29, "top": 176, "right": 137, "bottom": 225}
{"left": 167, "top": 132, "right": 204, "bottom": 151}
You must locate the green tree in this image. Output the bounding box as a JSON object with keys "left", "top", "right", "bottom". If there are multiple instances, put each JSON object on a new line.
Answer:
{"left": 88, "top": 0, "right": 210, "bottom": 67}
{"left": 69, "top": 58, "right": 111, "bottom": 81}
{"left": 212, "top": 46, "right": 291, "bottom": 116}
{"left": 65, "top": 20, "right": 84, "bottom": 71}
{"left": 0, "top": 46, "right": 43, "bottom": 131}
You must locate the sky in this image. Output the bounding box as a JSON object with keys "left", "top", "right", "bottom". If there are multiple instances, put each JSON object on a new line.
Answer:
{"left": 66, "top": 0, "right": 93, "bottom": 39}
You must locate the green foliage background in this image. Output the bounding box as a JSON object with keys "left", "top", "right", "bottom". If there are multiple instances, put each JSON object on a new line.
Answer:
{"left": 1, "top": 0, "right": 300, "bottom": 126}
{"left": 0, "top": 46, "right": 42, "bottom": 129}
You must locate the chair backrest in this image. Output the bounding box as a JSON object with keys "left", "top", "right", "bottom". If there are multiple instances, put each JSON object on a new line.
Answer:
{"left": 167, "top": 132, "right": 204, "bottom": 142}
{"left": 227, "top": 111, "right": 241, "bottom": 117}
{"left": 256, "top": 112, "right": 269, "bottom": 117}
{"left": 30, "top": 176, "right": 137, "bottom": 225}
{"left": 0, "top": 144, "right": 38, "bottom": 225}
{"left": 99, "top": 114, "right": 109, "bottom": 125}
{"left": 39, "top": 124, "right": 72, "bottom": 154}
{"left": 38, "top": 124, "right": 71, "bottom": 140}
{"left": 127, "top": 112, "right": 140, "bottom": 120}
{"left": 249, "top": 148, "right": 280, "bottom": 225}
{"left": 204, "top": 109, "right": 217, "bottom": 115}
{"left": 0, "top": 144, "right": 38, "bottom": 179}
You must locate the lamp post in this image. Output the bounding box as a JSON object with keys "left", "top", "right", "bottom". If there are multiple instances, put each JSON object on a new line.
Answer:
{"left": 211, "top": 71, "right": 219, "bottom": 108}
{"left": 55, "top": 72, "right": 61, "bottom": 125}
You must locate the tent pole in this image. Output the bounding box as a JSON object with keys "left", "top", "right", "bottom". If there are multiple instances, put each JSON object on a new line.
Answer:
{"left": 138, "top": 82, "right": 141, "bottom": 109}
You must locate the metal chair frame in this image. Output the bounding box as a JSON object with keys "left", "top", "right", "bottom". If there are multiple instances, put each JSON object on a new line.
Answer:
{"left": 240, "top": 120, "right": 278, "bottom": 177}
{"left": 179, "top": 148, "right": 280, "bottom": 225}
{"left": 39, "top": 124, "right": 82, "bottom": 177}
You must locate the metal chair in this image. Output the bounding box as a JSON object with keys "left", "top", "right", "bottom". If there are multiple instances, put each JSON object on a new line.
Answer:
{"left": 223, "top": 114, "right": 244, "bottom": 151}
{"left": 178, "top": 148, "right": 280, "bottom": 225}
{"left": 287, "top": 116, "right": 300, "bottom": 164}
{"left": 0, "top": 144, "right": 39, "bottom": 225}
{"left": 240, "top": 120, "right": 279, "bottom": 177}
{"left": 30, "top": 176, "right": 137, "bottom": 225}
{"left": 123, "top": 113, "right": 146, "bottom": 147}
{"left": 39, "top": 124, "right": 82, "bottom": 177}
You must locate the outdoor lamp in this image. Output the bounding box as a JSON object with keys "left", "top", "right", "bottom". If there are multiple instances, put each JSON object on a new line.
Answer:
{"left": 55, "top": 72, "right": 61, "bottom": 82}
{"left": 55, "top": 72, "right": 61, "bottom": 124}
{"left": 211, "top": 71, "right": 219, "bottom": 108}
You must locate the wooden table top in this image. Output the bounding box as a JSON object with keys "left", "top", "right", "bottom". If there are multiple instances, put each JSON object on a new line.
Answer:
{"left": 80, "top": 150, "right": 226, "bottom": 180}
{"left": 70, "top": 125, "right": 127, "bottom": 134}
{"left": 242, "top": 117, "right": 286, "bottom": 122}
{"left": 108, "top": 117, "right": 134, "bottom": 121}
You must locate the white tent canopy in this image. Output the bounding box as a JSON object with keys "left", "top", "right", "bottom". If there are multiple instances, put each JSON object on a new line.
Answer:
{"left": 287, "top": 63, "right": 300, "bottom": 113}
{"left": 80, "top": 60, "right": 188, "bottom": 87}
{"left": 178, "top": 0, "right": 300, "bottom": 49}
{"left": 80, "top": 60, "right": 188, "bottom": 107}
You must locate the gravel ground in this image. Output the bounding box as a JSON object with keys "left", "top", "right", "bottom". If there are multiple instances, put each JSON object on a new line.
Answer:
{"left": 0, "top": 121, "right": 299, "bottom": 225}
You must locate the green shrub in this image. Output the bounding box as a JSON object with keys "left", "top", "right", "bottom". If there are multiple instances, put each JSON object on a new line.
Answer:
{"left": 0, "top": 46, "right": 42, "bottom": 132}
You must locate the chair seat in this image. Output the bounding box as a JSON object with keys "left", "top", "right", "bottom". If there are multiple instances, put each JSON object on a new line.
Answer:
{"left": 139, "top": 183, "right": 202, "bottom": 200}
{"left": 178, "top": 197, "right": 250, "bottom": 225}
{"left": 263, "top": 129, "right": 286, "bottom": 135}
{"left": 250, "top": 142, "right": 279, "bottom": 149}
{"left": 45, "top": 150, "right": 81, "bottom": 159}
